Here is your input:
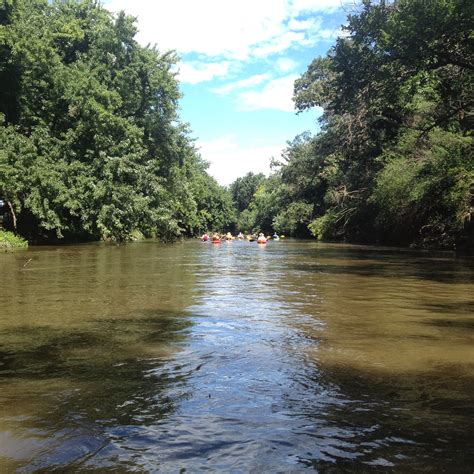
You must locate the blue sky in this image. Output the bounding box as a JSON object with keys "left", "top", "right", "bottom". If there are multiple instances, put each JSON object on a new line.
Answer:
{"left": 105, "top": 0, "right": 349, "bottom": 185}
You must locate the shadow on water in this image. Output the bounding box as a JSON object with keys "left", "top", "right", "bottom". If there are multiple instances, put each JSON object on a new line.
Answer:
{"left": 283, "top": 357, "right": 474, "bottom": 472}
{"left": 290, "top": 261, "right": 474, "bottom": 285}
{"left": 255, "top": 242, "right": 474, "bottom": 471}
{"left": 1, "top": 240, "right": 473, "bottom": 472}
{"left": 285, "top": 243, "right": 474, "bottom": 284}
{"left": 421, "top": 300, "right": 474, "bottom": 316}
{"left": 0, "top": 309, "right": 196, "bottom": 472}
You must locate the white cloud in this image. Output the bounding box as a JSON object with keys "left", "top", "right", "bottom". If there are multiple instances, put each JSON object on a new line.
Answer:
{"left": 252, "top": 31, "right": 306, "bottom": 58}
{"left": 237, "top": 75, "right": 298, "bottom": 112}
{"left": 276, "top": 57, "right": 298, "bottom": 72}
{"left": 178, "top": 61, "right": 233, "bottom": 84}
{"left": 107, "top": 0, "right": 287, "bottom": 59}
{"left": 291, "top": 0, "right": 343, "bottom": 14}
{"left": 198, "top": 135, "right": 282, "bottom": 185}
{"left": 106, "top": 0, "right": 343, "bottom": 60}
{"left": 212, "top": 73, "right": 272, "bottom": 95}
{"left": 287, "top": 18, "right": 318, "bottom": 31}
{"left": 318, "top": 28, "right": 339, "bottom": 39}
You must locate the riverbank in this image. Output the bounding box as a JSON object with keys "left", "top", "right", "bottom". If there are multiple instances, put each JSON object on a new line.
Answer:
{"left": 0, "top": 230, "right": 28, "bottom": 250}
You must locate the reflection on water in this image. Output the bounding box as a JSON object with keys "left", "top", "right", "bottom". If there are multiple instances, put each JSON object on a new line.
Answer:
{"left": 0, "top": 240, "right": 473, "bottom": 471}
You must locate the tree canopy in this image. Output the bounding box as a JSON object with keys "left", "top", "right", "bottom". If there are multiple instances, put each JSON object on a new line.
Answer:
{"left": 229, "top": 172, "right": 265, "bottom": 214}
{"left": 231, "top": 0, "right": 473, "bottom": 248}
{"left": 0, "top": 0, "right": 235, "bottom": 241}
{"left": 2, "top": 0, "right": 472, "bottom": 248}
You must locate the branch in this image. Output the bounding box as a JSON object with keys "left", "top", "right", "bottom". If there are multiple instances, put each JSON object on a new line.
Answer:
{"left": 7, "top": 201, "right": 17, "bottom": 231}
{"left": 417, "top": 103, "right": 472, "bottom": 140}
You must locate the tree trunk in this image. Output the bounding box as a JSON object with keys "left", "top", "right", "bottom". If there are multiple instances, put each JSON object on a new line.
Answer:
{"left": 7, "top": 201, "right": 17, "bottom": 231}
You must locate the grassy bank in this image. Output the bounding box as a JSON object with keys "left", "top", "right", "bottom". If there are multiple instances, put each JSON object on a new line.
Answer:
{"left": 0, "top": 230, "right": 28, "bottom": 250}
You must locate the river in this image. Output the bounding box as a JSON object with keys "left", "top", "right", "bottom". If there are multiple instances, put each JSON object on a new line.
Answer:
{"left": 0, "top": 239, "right": 473, "bottom": 472}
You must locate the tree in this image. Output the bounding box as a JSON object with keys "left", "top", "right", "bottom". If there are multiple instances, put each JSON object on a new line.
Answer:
{"left": 229, "top": 172, "right": 265, "bottom": 213}
{"left": 286, "top": 0, "right": 473, "bottom": 247}
{"left": 0, "top": 0, "right": 235, "bottom": 241}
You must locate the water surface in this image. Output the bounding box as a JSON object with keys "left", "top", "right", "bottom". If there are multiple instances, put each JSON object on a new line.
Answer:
{"left": 1, "top": 240, "right": 473, "bottom": 471}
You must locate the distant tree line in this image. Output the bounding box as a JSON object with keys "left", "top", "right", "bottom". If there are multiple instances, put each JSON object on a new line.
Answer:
{"left": 229, "top": 0, "right": 473, "bottom": 249}
{"left": 0, "top": 0, "right": 235, "bottom": 241}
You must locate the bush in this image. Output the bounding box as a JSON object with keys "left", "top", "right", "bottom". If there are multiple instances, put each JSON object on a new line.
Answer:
{"left": 371, "top": 130, "right": 474, "bottom": 247}
{"left": 0, "top": 230, "right": 28, "bottom": 250}
{"left": 308, "top": 210, "right": 340, "bottom": 241}
{"left": 273, "top": 201, "right": 313, "bottom": 236}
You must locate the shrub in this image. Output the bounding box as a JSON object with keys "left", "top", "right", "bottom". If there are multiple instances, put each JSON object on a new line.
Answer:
{"left": 0, "top": 230, "right": 28, "bottom": 250}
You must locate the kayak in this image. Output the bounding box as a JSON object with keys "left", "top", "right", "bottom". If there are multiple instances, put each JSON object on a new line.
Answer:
{"left": 211, "top": 239, "right": 221, "bottom": 244}
{"left": 257, "top": 239, "right": 267, "bottom": 244}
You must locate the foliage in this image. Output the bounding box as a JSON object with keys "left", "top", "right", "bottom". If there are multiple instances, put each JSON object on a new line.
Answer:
{"left": 236, "top": 208, "right": 256, "bottom": 234}
{"left": 0, "top": 0, "right": 234, "bottom": 242}
{"left": 234, "top": 175, "right": 281, "bottom": 234}
{"left": 273, "top": 201, "right": 313, "bottom": 236}
{"left": 186, "top": 163, "right": 236, "bottom": 234}
{"left": 0, "top": 230, "right": 28, "bottom": 250}
{"left": 230, "top": 0, "right": 473, "bottom": 249}
{"left": 229, "top": 172, "right": 265, "bottom": 213}
{"left": 283, "top": 0, "right": 473, "bottom": 248}
{"left": 371, "top": 129, "right": 474, "bottom": 247}
{"left": 308, "top": 210, "right": 339, "bottom": 241}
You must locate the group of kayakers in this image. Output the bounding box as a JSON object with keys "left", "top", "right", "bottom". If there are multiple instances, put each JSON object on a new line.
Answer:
{"left": 201, "top": 231, "right": 282, "bottom": 244}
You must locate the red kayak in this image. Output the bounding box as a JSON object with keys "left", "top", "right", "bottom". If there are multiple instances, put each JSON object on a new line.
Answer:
{"left": 211, "top": 239, "right": 221, "bottom": 244}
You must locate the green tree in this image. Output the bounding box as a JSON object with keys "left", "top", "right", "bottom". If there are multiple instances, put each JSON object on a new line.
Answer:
{"left": 0, "top": 0, "right": 235, "bottom": 241}
{"left": 229, "top": 172, "right": 265, "bottom": 213}
{"left": 286, "top": 0, "right": 473, "bottom": 247}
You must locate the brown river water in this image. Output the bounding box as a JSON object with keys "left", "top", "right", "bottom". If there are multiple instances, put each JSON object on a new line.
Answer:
{"left": 0, "top": 239, "right": 473, "bottom": 472}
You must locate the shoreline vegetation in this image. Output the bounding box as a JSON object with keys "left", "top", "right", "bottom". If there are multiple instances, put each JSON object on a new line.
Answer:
{"left": 228, "top": 1, "right": 473, "bottom": 251}
{"left": 0, "top": 230, "right": 28, "bottom": 250}
{"left": 0, "top": 0, "right": 472, "bottom": 250}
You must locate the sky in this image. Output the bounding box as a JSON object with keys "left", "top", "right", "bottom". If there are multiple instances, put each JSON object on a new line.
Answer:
{"left": 105, "top": 0, "right": 350, "bottom": 185}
